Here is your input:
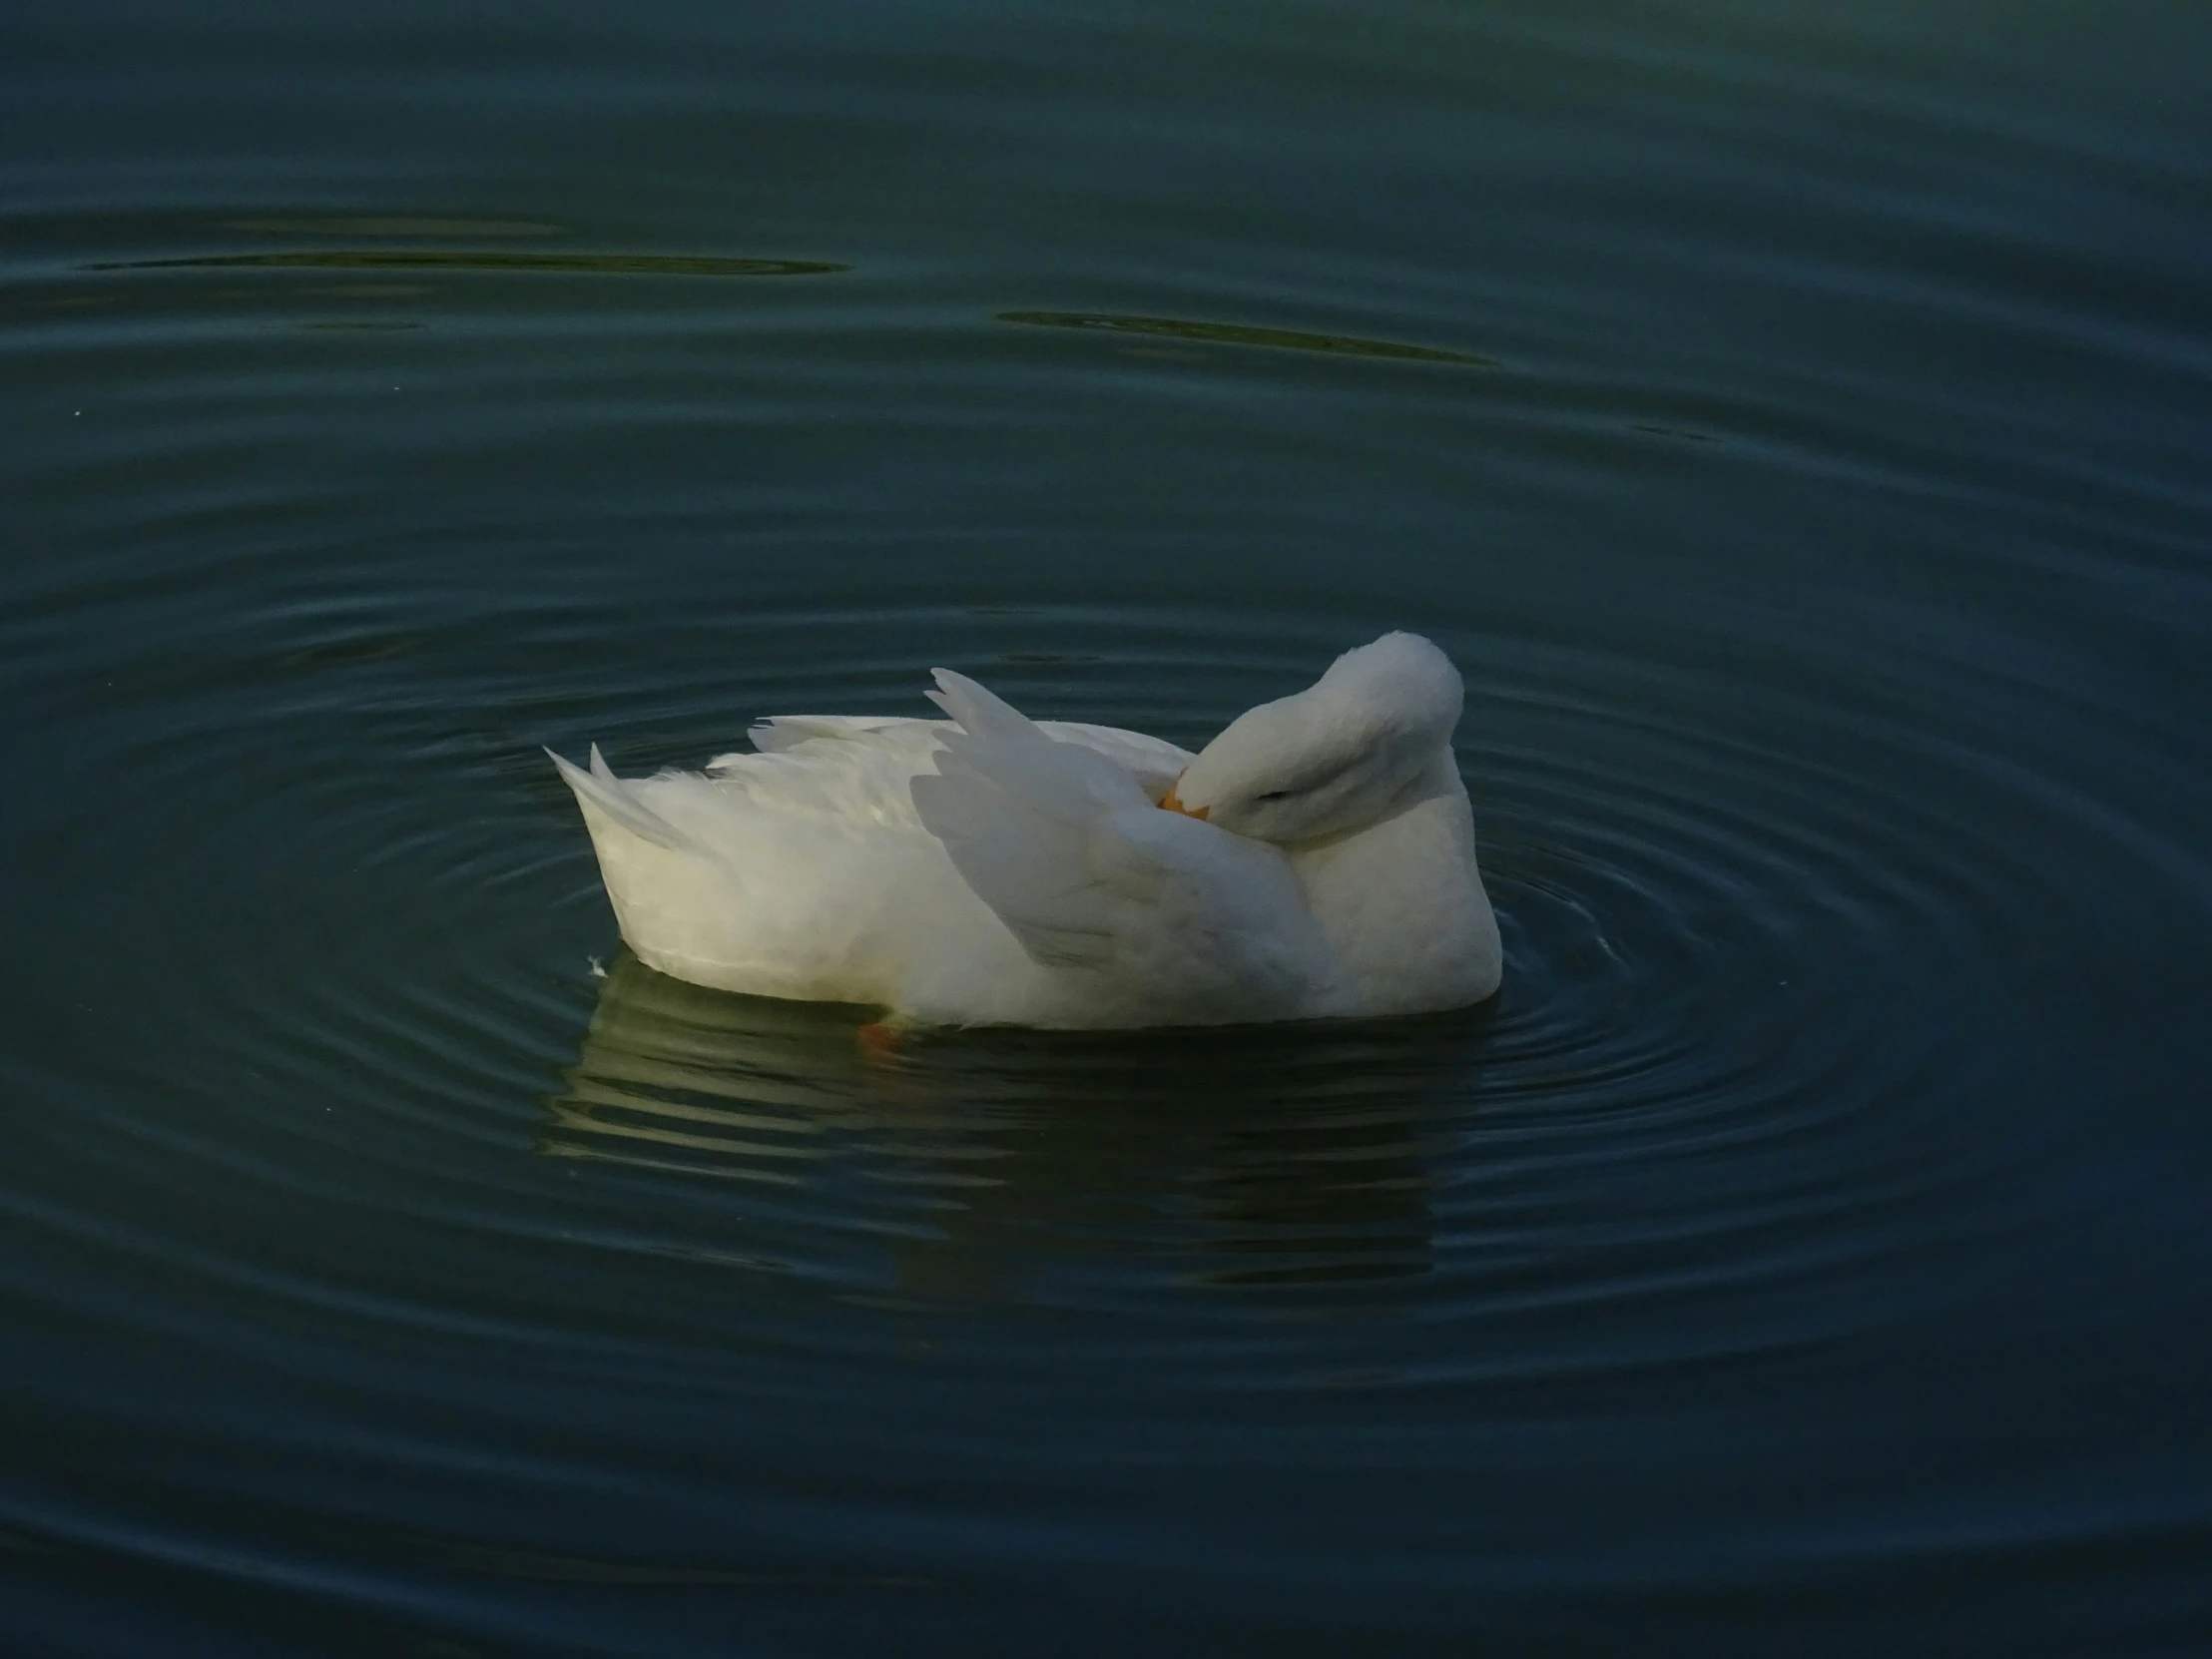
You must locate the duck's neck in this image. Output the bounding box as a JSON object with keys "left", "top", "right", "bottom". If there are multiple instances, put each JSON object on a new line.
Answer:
{"left": 1286, "top": 750, "right": 1502, "bottom": 1016}
{"left": 1286, "top": 747, "right": 1462, "bottom": 854}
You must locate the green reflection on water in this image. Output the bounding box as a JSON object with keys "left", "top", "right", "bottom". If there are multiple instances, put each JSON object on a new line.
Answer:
{"left": 91, "top": 251, "right": 849, "bottom": 276}
{"left": 219, "top": 217, "right": 566, "bottom": 238}
{"left": 998, "top": 309, "right": 1494, "bottom": 364}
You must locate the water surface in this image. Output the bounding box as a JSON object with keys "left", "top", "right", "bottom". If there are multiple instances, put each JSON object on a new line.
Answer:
{"left": 5, "top": 1, "right": 2211, "bottom": 1654}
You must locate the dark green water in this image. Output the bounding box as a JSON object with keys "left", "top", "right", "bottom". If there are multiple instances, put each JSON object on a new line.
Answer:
{"left": 6, "top": 2, "right": 2212, "bottom": 1653}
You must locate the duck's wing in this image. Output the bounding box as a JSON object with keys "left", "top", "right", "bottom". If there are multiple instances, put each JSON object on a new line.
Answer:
{"left": 730, "top": 714, "right": 936, "bottom": 761}
{"left": 910, "top": 671, "right": 1335, "bottom": 1021}
{"left": 732, "top": 712, "right": 1190, "bottom": 799}
{"left": 1032, "top": 721, "right": 1193, "bottom": 799}
{"left": 687, "top": 717, "right": 951, "bottom": 833}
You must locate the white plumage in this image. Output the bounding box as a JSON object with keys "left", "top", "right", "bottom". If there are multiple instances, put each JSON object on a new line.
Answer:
{"left": 551, "top": 632, "right": 1501, "bottom": 1029}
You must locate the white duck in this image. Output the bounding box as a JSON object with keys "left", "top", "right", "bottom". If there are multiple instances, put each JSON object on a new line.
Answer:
{"left": 550, "top": 632, "right": 1500, "bottom": 1030}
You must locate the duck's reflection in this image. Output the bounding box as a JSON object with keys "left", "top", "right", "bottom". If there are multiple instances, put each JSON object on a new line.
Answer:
{"left": 547, "top": 953, "right": 1491, "bottom": 1301}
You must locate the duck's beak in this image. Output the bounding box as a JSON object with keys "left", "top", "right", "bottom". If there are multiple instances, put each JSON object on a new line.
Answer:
{"left": 1159, "top": 778, "right": 1210, "bottom": 821}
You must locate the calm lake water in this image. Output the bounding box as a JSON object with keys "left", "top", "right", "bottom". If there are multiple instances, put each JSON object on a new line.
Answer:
{"left": 6, "top": 1, "right": 2211, "bottom": 1653}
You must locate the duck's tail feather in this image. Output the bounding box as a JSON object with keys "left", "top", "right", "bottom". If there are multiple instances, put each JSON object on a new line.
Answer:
{"left": 911, "top": 671, "right": 1165, "bottom": 968}
{"left": 546, "top": 745, "right": 705, "bottom": 854}
{"left": 925, "top": 669, "right": 1050, "bottom": 747}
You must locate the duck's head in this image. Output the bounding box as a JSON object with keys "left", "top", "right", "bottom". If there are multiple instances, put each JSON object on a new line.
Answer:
{"left": 1160, "top": 632, "right": 1463, "bottom": 844}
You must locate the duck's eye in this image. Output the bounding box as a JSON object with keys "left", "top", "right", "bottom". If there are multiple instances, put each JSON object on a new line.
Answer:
{"left": 1255, "top": 789, "right": 1294, "bottom": 803}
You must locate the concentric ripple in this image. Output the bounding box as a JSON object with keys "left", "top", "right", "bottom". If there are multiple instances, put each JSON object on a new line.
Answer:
{"left": 3, "top": 561, "right": 2210, "bottom": 1647}
{"left": 5, "top": 0, "right": 2212, "bottom": 1651}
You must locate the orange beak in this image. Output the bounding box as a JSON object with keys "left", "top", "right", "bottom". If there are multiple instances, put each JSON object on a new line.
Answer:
{"left": 1159, "top": 780, "right": 1210, "bottom": 821}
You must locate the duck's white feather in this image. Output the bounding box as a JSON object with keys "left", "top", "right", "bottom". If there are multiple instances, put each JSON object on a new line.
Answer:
{"left": 909, "top": 671, "right": 1339, "bottom": 1023}
{"left": 721, "top": 712, "right": 1188, "bottom": 798}
{"left": 552, "top": 635, "right": 1500, "bottom": 1028}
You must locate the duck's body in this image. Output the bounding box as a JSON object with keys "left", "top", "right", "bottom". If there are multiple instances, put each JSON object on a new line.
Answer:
{"left": 552, "top": 633, "right": 1500, "bottom": 1029}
